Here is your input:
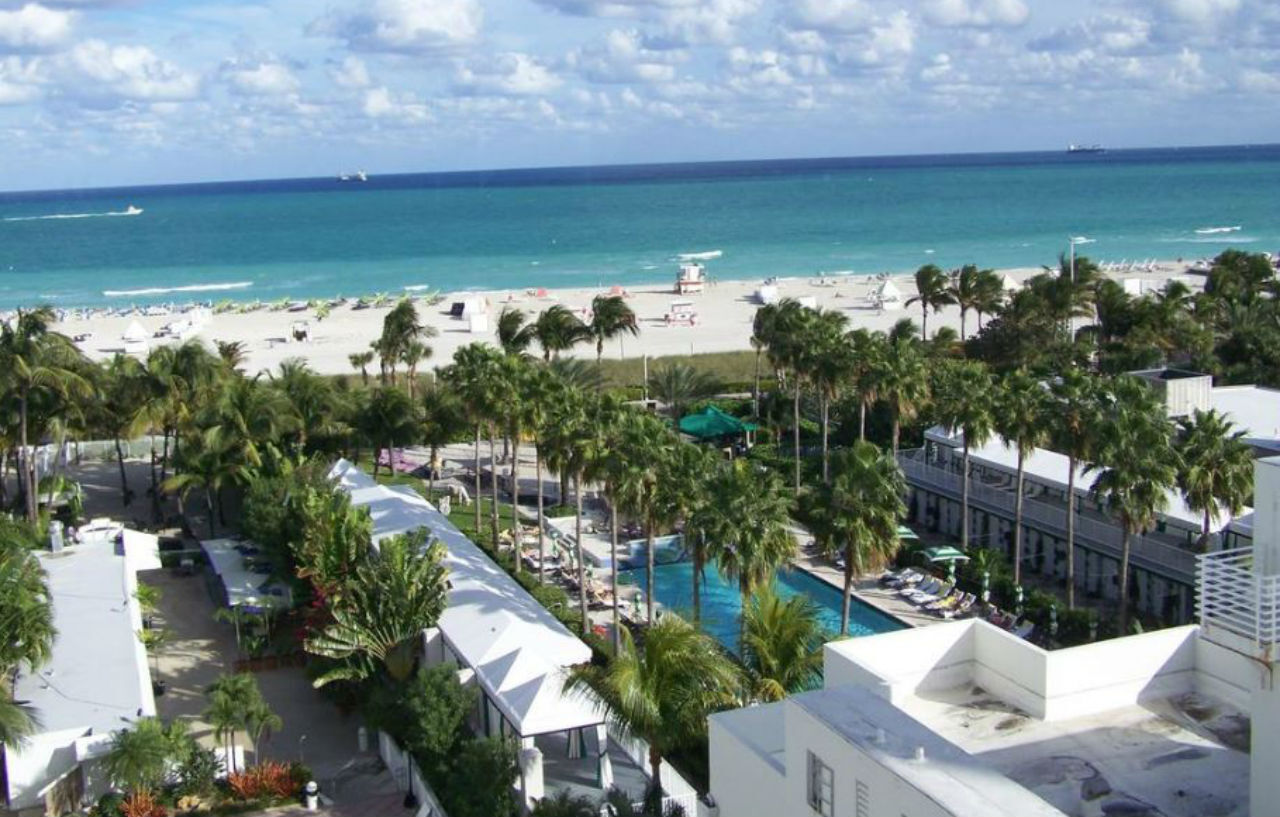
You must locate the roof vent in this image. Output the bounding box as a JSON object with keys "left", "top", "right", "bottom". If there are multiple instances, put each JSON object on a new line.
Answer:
{"left": 914, "top": 746, "right": 926, "bottom": 762}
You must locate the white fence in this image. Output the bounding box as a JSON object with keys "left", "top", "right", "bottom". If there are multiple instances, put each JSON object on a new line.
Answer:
{"left": 606, "top": 723, "right": 703, "bottom": 815}
{"left": 377, "top": 731, "right": 449, "bottom": 817}
{"left": 1197, "top": 548, "right": 1280, "bottom": 648}
{"left": 898, "top": 453, "right": 1199, "bottom": 579}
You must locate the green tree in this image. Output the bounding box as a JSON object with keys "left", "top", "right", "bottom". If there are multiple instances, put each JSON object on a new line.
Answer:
{"left": 905, "top": 264, "right": 955, "bottom": 339}
{"left": 807, "top": 309, "right": 851, "bottom": 482}
{"left": 647, "top": 362, "right": 719, "bottom": 421}
{"left": 443, "top": 344, "right": 505, "bottom": 540}
{"left": 805, "top": 442, "right": 906, "bottom": 636}
{"left": 356, "top": 387, "right": 419, "bottom": 478}
{"left": 104, "top": 717, "right": 187, "bottom": 793}
{"left": 932, "top": 360, "right": 994, "bottom": 552}
{"left": 994, "top": 370, "right": 1051, "bottom": 585}
{"left": 564, "top": 614, "right": 741, "bottom": 788}
{"left": 741, "top": 585, "right": 826, "bottom": 701}
{"left": 349, "top": 351, "right": 374, "bottom": 385}
{"left": 533, "top": 305, "right": 589, "bottom": 361}
{"left": 950, "top": 264, "right": 990, "bottom": 340}
{"left": 610, "top": 412, "right": 673, "bottom": 624}
{"left": 367, "top": 664, "right": 475, "bottom": 776}
{"left": 306, "top": 528, "right": 450, "bottom": 685}
{"left": 532, "top": 790, "right": 599, "bottom": 817}
{"left": 1049, "top": 369, "right": 1104, "bottom": 608}
{"left": 204, "top": 673, "right": 277, "bottom": 772}
{"left": 1087, "top": 379, "right": 1180, "bottom": 628}
{"left": 589, "top": 295, "right": 640, "bottom": 363}
{"left": 445, "top": 738, "right": 520, "bottom": 817}
{"left": 420, "top": 383, "right": 467, "bottom": 499}
{"left": 1177, "top": 408, "right": 1253, "bottom": 550}
{"left": 162, "top": 426, "right": 249, "bottom": 537}
{"left": 497, "top": 306, "right": 536, "bottom": 357}
{"left": 96, "top": 354, "right": 151, "bottom": 506}
{"left": 876, "top": 335, "right": 929, "bottom": 456}
{"left": 0, "top": 531, "right": 53, "bottom": 747}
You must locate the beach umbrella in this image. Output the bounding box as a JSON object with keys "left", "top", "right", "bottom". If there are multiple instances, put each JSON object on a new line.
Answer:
{"left": 921, "top": 545, "right": 969, "bottom": 564}
{"left": 122, "top": 320, "right": 148, "bottom": 342}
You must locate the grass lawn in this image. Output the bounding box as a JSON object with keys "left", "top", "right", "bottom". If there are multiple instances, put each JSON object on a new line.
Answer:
{"left": 596, "top": 349, "right": 760, "bottom": 389}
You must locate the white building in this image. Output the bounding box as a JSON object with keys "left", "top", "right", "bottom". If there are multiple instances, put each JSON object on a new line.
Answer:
{"left": 3, "top": 529, "right": 161, "bottom": 816}
{"left": 708, "top": 456, "right": 1280, "bottom": 817}
{"left": 900, "top": 373, "right": 1280, "bottom": 625}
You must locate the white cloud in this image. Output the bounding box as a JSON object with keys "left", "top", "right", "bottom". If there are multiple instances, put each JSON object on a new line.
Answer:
{"left": 455, "top": 52, "right": 561, "bottom": 95}
{"left": 1158, "top": 0, "right": 1240, "bottom": 24}
{"left": 362, "top": 85, "right": 429, "bottom": 121}
{"left": 0, "top": 54, "right": 41, "bottom": 102}
{"left": 0, "top": 4, "right": 74, "bottom": 52}
{"left": 533, "top": 0, "right": 760, "bottom": 44}
{"left": 309, "top": 0, "right": 482, "bottom": 53}
{"left": 221, "top": 57, "right": 300, "bottom": 97}
{"left": 568, "top": 28, "right": 684, "bottom": 84}
{"left": 923, "top": 0, "right": 1028, "bottom": 29}
{"left": 830, "top": 9, "right": 916, "bottom": 71}
{"left": 1029, "top": 15, "right": 1151, "bottom": 55}
{"left": 785, "top": 0, "right": 874, "bottom": 35}
{"left": 1239, "top": 67, "right": 1280, "bottom": 93}
{"left": 60, "top": 40, "right": 200, "bottom": 102}
{"left": 329, "top": 55, "right": 370, "bottom": 89}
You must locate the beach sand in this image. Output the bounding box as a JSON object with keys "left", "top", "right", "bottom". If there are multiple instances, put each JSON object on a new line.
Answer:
{"left": 54, "top": 263, "right": 1196, "bottom": 376}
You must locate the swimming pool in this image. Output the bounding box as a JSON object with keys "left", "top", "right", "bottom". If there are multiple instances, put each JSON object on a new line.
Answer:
{"left": 619, "top": 561, "right": 905, "bottom": 654}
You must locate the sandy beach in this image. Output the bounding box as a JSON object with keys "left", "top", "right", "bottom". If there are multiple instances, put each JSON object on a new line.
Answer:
{"left": 53, "top": 262, "right": 1197, "bottom": 376}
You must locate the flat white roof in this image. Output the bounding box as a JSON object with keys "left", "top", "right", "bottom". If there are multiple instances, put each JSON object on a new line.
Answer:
{"left": 200, "top": 539, "right": 290, "bottom": 610}
{"left": 1209, "top": 385, "right": 1280, "bottom": 451}
{"left": 328, "top": 460, "right": 602, "bottom": 736}
{"left": 11, "top": 536, "right": 158, "bottom": 737}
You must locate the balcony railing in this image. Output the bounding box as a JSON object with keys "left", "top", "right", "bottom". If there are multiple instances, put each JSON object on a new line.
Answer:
{"left": 897, "top": 452, "right": 1199, "bottom": 579}
{"left": 1197, "top": 548, "right": 1280, "bottom": 649}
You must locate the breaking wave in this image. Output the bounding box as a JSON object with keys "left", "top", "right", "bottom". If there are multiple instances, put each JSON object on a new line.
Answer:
{"left": 102, "top": 282, "right": 253, "bottom": 297}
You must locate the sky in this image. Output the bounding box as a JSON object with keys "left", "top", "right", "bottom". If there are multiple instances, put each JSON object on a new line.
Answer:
{"left": 0, "top": 0, "right": 1277, "bottom": 190}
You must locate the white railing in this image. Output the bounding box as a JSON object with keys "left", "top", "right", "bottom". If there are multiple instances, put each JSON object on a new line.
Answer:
{"left": 1197, "top": 548, "right": 1280, "bottom": 648}
{"left": 898, "top": 454, "right": 1199, "bottom": 578}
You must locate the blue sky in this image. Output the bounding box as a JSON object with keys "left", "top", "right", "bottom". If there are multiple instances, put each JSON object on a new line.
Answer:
{"left": 0, "top": 0, "right": 1277, "bottom": 190}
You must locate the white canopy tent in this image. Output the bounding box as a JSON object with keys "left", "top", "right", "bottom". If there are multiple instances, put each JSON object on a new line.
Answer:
{"left": 875, "top": 279, "right": 903, "bottom": 310}
{"left": 1000, "top": 272, "right": 1022, "bottom": 293}
{"left": 122, "top": 321, "right": 149, "bottom": 355}
{"left": 327, "top": 460, "right": 610, "bottom": 804}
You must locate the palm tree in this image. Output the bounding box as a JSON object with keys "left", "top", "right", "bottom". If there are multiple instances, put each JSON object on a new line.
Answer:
{"left": 307, "top": 529, "right": 450, "bottom": 685}
{"left": 216, "top": 340, "right": 248, "bottom": 373}
{"left": 610, "top": 412, "right": 673, "bottom": 624}
{"left": 1049, "top": 369, "right": 1104, "bottom": 608}
{"left": 0, "top": 535, "right": 54, "bottom": 746}
{"left": 741, "top": 585, "right": 826, "bottom": 701}
{"left": 400, "top": 339, "right": 432, "bottom": 402}
{"left": 104, "top": 717, "right": 181, "bottom": 793}
{"left": 162, "top": 426, "right": 247, "bottom": 537}
{"left": 972, "top": 268, "right": 1004, "bottom": 330}
{"left": 750, "top": 304, "right": 779, "bottom": 416}
{"left": 1088, "top": 379, "right": 1179, "bottom": 628}
{"left": 1177, "top": 408, "right": 1253, "bottom": 550}
{"left": 932, "top": 360, "right": 994, "bottom": 552}
{"left": 658, "top": 442, "right": 716, "bottom": 626}
{"left": 647, "top": 362, "right": 719, "bottom": 421}
{"left": 587, "top": 398, "right": 631, "bottom": 647}
{"left": 533, "top": 305, "right": 589, "bottom": 361}
{"left": 806, "top": 442, "right": 906, "bottom": 635}
{"left": 356, "top": 387, "right": 419, "bottom": 478}
{"left": 420, "top": 384, "right": 466, "bottom": 500}
{"left": 905, "top": 264, "right": 955, "bottom": 339}
{"left": 876, "top": 336, "right": 929, "bottom": 457}
{"left": 995, "top": 370, "right": 1051, "bottom": 585}
{"left": 496, "top": 307, "right": 536, "bottom": 357}
{"left": 349, "top": 351, "right": 374, "bottom": 385}
{"left": 589, "top": 295, "right": 640, "bottom": 363}
{"left": 950, "top": 264, "right": 988, "bottom": 340}
{"left": 97, "top": 354, "right": 151, "bottom": 506}
{"left": 0, "top": 696, "right": 41, "bottom": 749}
{"left": 703, "top": 460, "right": 795, "bottom": 648}
{"left": 770, "top": 300, "right": 815, "bottom": 495}
{"left": 204, "top": 673, "right": 280, "bottom": 768}
{"left": 443, "top": 344, "right": 505, "bottom": 537}
{"left": 848, "top": 329, "right": 883, "bottom": 441}
{"left": 523, "top": 366, "right": 563, "bottom": 584}
{"left": 376, "top": 299, "right": 433, "bottom": 385}
{"left": 808, "top": 310, "right": 850, "bottom": 482}
{"left": 564, "top": 614, "right": 740, "bottom": 788}
{"left": 0, "top": 306, "right": 92, "bottom": 522}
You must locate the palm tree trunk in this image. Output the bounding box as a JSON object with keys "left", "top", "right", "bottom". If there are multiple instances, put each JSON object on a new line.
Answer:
{"left": 961, "top": 442, "right": 970, "bottom": 551}
{"left": 646, "top": 523, "right": 656, "bottom": 623}
{"left": 792, "top": 385, "right": 801, "bottom": 495}
{"left": 921, "top": 304, "right": 929, "bottom": 339}
{"left": 752, "top": 349, "right": 762, "bottom": 417}
{"left": 206, "top": 489, "right": 217, "bottom": 537}
{"left": 859, "top": 400, "right": 867, "bottom": 442}
{"left": 960, "top": 309, "right": 967, "bottom": 341}
{"left": 891, "top": 415, "right": 901, "bottom": 458}
{"left": 611, "top": 500, "right": 621, "bottom": 652}
{"left": 150, "top": 439, "right": 161, "bottom": 522}
{"left": 536, "top": 446, "right": 546, "bottom": 585}
{"left": 1013, "top": 454, "right": 1025, "bottom": 585}
{"left": 648, "top": 744, "right": 662, "bottom": 801}
{"left": 0, "top": 448, "right": 8, "bottom": 507}
{"left": 821, "top": 397, "right": 830, "bottom": 484}
{"left": 692, "top": 537, "right": 702, "bottom": 626}
{"left": 488, "top": 427, "right": 500, "bottom": 547}
{"left": 427, "top": 444, "right": 437, "bottom": 499}
{"left": 1120, "top": 528, "right": 1132, "bottom": 632}
{"left": 21, "top": 392, "right": 36, "bottom": 523}
{"left": 474, "top": 425, "right": 482, "bottom": 538}
{"left": 115, "top": 438, "right": 131, "bottom": 506}
{"left": 575, "top": 474, "right": 589, "bottom": 636}
{"left": 840, "top": 547, "right": 854, "bottom": 637}
{"left": 510, "top": 429, "right": 521, "bottom": 575}
{"left": 1066, "top": 456, "right": 1076, "bottom": 609}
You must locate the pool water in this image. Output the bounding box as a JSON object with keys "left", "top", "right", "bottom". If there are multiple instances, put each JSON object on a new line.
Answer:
{"left": 619, "top": 562, "right": 905, "bottom": 654}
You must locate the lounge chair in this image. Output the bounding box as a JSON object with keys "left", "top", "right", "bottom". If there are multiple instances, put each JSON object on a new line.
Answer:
{"left": 943, "top": 594, "right": 976, "bottom": 619}
{"left": 898, "top": 576, "right": 938, "bottom": 598}
{"left": 1012, "top": 620, "right": 1035, "bottom": 639}
{"left": 884, "top": 569, "right": 922, "bottom": 588}
{"left": 906, "top": 581, "right": 951, "bottom": 606}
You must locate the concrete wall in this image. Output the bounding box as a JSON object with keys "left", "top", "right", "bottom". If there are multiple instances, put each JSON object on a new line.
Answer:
{"left": 824, "top": 622, "right": 976, "bottom": 706}
{"left": 1038, "top": 626, "right": 1197, "bottom": 720}
{"left": 707, "top": 716, "right": 787, "bottom": 817}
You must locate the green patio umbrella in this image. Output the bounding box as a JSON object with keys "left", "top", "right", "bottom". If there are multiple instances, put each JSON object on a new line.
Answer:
{"left": 677, "top": 405, "right": 759, "bottom": 441}
{"left": 922, "top": 545, "right": 969, "bottom": 563}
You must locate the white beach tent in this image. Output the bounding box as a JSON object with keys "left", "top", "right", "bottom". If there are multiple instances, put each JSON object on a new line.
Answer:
{"left": 755, "top": 284, "right": 779, "bottom": 305}
{"left": 122, "top": 321, "right": 149, "bottom": 356}
{"left": 1000, "top": 272, "right": 1022, "bottom": 293}
{"left": 876, "top": 279, "right": 903, "bottom": 310}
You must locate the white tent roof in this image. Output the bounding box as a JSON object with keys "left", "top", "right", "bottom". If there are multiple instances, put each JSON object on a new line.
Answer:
{"left": 328, "top": 459, "right": 603, "bottom": 736}
{"left": 200, "top": 539, "right": 291, "bottom": 610}
{"left": 877, "top": 280, "right": 902, "bottom": 300}
{"left": 122, "top": 321, "right": 148, "bottom": 342}
{"left": 1000, "top": 273, "right": 1021, "bottom": 292}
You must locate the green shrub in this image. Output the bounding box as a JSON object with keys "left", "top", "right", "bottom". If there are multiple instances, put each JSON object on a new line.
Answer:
{"left": 441, "top": 737, "right": 520, "bottom": 817}
{"left": 175, "top": 744, "right": 222, "bottom": 799}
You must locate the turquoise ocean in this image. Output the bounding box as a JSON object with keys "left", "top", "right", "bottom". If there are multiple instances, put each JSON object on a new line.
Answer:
{"left": 2, "top": 145, "right": 1278, "bottom": 311}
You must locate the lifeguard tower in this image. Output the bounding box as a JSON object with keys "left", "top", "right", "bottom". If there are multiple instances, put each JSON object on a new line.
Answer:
{"left": 675, "top": 262, "right": 706, "bottom": 295}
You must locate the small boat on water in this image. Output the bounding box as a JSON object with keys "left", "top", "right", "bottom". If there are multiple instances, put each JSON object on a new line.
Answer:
{"left": 1067, "top": 144, "right": 1105, "bottom": 154}
{"left": 338, "top": 170, "right": 369, "bottom": 182}
{"left": 123, "top": 205, "right": 143, "bottom": 215}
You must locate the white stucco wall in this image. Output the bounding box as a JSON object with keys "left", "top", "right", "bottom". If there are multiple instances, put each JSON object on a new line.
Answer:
{"left": 707, "top": 713, "right": 787, "bottom": 817}
{"left": 824, "top": 621, "right": 976, "bottom": 706}
{"left": 3, "top": 728, "right": 89, "bottom": 811}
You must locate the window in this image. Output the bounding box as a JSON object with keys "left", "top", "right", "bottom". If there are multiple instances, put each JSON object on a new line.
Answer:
{"left": 806, "top": 751, "right": 834, "bottom": 816}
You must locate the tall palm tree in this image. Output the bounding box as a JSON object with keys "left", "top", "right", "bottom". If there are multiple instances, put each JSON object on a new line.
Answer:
{"left": 876, "top": 336, "right": 929, "bottom": 457}
{"left": 542, "top": 389, "right": 595, "bottom": 631}
{"left": 1088, "top": 379, "right": 1179, "bottom": 629}
{"left": 972, "top": 268, "right": 1004, "bottom": 331}
{"left": 443, "top": 344, "right": 505, "bottom": 537}
{"left": 349, "top": 351, "right": 374, "bottom": 385}
{"left": 905, "top": 264, "right": 955, "bottom": 339}
{"left": 806, "top": 442, "right": 905, "bottom": 635}
{"left": 587, "top": 398, "right": 631, "bottom": 647}
{"left": 1049, "top": 369, "right": 1104, "bottom": 608}
{"left": 420, "top": 384, "right": 466, "bottom": 500}
{"left": 808, "top": 310, "right": 851, "bottom": 482}
{"left": 104, "top": 717, "right": 181, "bottom": 793}
{"left": 656, "top": 441, "right": 716, "bottom": 625}
{"left": 995, "top": 370, "right": 1051, "bottom": 585}
{"left": 704, "top": 460, "right": 795, "bottom": 648}
{"left": 1177, "top": 408, "right": 1253, "bottom": 550}
{"left": 162, "top": 426, "right": 247, "bottom": 536}
{"left": 523, "top": 366, "right": 562, "bottom": 584}
{"left": 533, "top": 305, "right": 589, "bottom": 361}
{"left": 848, "top": 329, "right": 883, "bottom": 441}
{"left": 204, "top": 673, "right": 280, "bottom": 767}
{"left": 949, "top": 264, "right": 987, "bottom": 340}
{"left": 97, "top": 354, "right": 150, "bottom": 506}
{"left": 647, "top": 362, "right": 718, "bottom": 421}
{"left": 399, "top": 339, "right": 432, "bottom": 402}
{"left": 307, "top": 529, "right": 450, "bottom": 685}
{"left": 750, "top": 304, "right": 780, "bottom": 416}
{"left": 0, "top": 306, "right": 92, "bottom": 522}
{"left": 564, "top": 614, "right": 741, "bottom": 788}
{"left": 589, "top": 295, "right": 640, "bottom": 363}
{"left": 0, "top": 534, "right": 54, "bottom": 746}
{"left": 216, "top": 340, "right": 248, "bottom": 373}
{"left": 932, "top": 360, "right": 994, "bottom": 552}
{"left": 356, "top": 387, "right": 419, "bottom": 478}
{"left": 611, "top": 412, "right": 670, "bottom": 624}
{"left": 741, "top": 585, "right": 826, "bottom": 701}
{"left": 496, "top": 307, "right": 536, "bottom": 357}
{"left": 764, "top": 299, "right": 815, "bottom": 495}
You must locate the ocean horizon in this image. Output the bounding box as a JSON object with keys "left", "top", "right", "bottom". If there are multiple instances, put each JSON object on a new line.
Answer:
{"left": 3, "top": 144, "right": 1279, "bottom": 311}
